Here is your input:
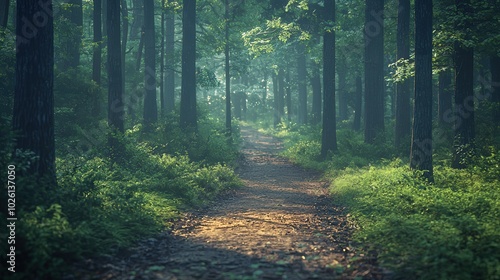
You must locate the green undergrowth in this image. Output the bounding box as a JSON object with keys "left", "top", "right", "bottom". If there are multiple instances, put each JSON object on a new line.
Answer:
{"left": 0, "top": 117, "right": 242, "bottom": 279}
{"left": 263, "top": 123, "right": 500, "bottom": 280}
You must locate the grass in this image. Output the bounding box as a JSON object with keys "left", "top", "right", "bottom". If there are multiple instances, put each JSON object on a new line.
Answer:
{"left": 260, "top": 122, "right": 500, "bottom": 280}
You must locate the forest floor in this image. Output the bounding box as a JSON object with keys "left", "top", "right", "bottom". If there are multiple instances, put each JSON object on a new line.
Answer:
{"left": 66, "top": 127, "right": 385, "bottom": 280}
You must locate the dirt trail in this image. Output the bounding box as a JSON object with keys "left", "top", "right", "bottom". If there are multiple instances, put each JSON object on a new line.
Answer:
{"left": 69, "top": 127, "right": 383, "bottom": 279}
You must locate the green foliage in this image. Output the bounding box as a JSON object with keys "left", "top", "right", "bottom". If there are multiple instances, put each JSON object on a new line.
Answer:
{"left": 330, "top": 157, "right": 500, "bottom": 280}
{"left": 266, "top": 121, "right": 500, "bottom": 279}
{"left": 0, "top": 118, "right": 242, "bottom": 279}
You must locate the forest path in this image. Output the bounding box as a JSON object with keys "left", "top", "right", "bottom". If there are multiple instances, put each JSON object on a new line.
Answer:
{"left": 72, "top": 127, "right": 382, "bottom": 279}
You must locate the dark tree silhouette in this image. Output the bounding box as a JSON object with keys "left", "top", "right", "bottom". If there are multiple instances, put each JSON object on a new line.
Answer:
{"left": 353, "top": 76, "right": 363, "bottom": 131}
{"left": 107, "top": 0, "right": 124, "bottom": 133}
{"left": 0, "top": 0, "right": 9, "bottom": 28}
{"left": 225, "top": 0, "right": 231, "bottom": 135}
{"left": 452, "top": 0, "right": 475, "bottom": 169}
{"left": 410, "top": 0, "right": 433, "bottom": 181}
{"left": 92, "top": 0, "right": 102, "bottom": 117}
{"left": 62, "top": 0, "right": 83, "bottom": 69}
{"left": 321, "top": 0, "right": 337, "bottom": 157}
{"left": 364, "top": 0, "right": 385, "bottom": 144}
{"left": 311, "top": 59, "right": 322, "bottom": 125}
{"left": 438, "top": 70, "right": 452, "bottom": 128}
{"left": 297, "top": 42, "right": 307, "bottom": 124}
{"left": 165, "top": 10, "right": 176, "bottom": 113}
{"left": 13, "top": 0, "right": 55, "bottom": 182}
{"left": 143, "top": 0, "right": 157, "bottom": 127}
{"left": 395, "top": 0, "right": 411, "bottom": 148}
{"left": 180, "top": 0, "right": 197, "bottom": 129}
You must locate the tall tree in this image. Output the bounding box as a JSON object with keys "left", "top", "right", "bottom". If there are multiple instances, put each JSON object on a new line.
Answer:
{"left": 286, "top": 67, "right": 292, "bottom": 122}
{"left": 492, "top": 56, "right": 500, "bottom": 124}
{"left": 165, "top": 9, "right": 175, "bottom": 113}
{"left": 180, "top": 0, "right": 197, "bottom": 129}
{"left": 0, "top": 0, "right": 9, "bottom": 28}
{"left": 364, "top": 0, "right": 385, "bottom": 143}
{"left": 410, "top": 0, "right": 433, "bottom": 181}
{"left": 337, "top": 55, "right": 348, "bottom": 121}
{"left": 107, "top": 0, "right": 124, "bottom": 134}
{"left": 160, "top": 11, "right": 165, "bottom": 116}
{"left": 225, "top": 0, "right": 231, "bottom": 135}
{"left": 452, "top": 0, "right": 475, "bottom": 169}
{"left": 13, "top": 0, "right": 55, "bottom": 182}
{"left": 311, "top": 59, "right": 322, "bottom": 125}
{"left": 143, "top": 0, "right": 157, "bottom": 127}
{"left": 121, "top": 0, "right": 129, "bottom": 119}
{"left": 272, "top": 72, "right": 280, "bottom": 127}
{"left": 92, "top": 0, "right": 103, "bottom": 112}
{"left": 297, "top": 42, "right": 307, "bottom": 124}
{"left": 353, "top": 75, "right": 362, "bottom": 131}
{"left": 62, "top": 0, "right": 83, "bottom": 69}
{"left": 395, "top": 0, "right": 411, "bottom": 148}
{"left": 438, "top": 69, "right": 452, "bottom": 128}
{"left": 321, "top": 0, "right": 337, "bottom": 157}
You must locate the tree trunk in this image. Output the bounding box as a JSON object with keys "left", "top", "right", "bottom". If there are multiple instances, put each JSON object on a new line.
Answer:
{"left": 410, "top": 0, "right": 433, "bottom": 181}
{"left": 0, "top": 0, "right": 9, "bottom": 28}
{"left": 107, "top": 0, "right": 124, "bottom": 133}
{"left": 286, "top": 67, "right": 292, "bottom": 122}
{"left": 180, "top": 0, "right": 197, "bottom": 129}
{"left": 452, "top": 0, "right": 475, "bottom": 169}
{"left": 297, "top": 43, "right": 307, "bottom": 124}
{"left": 262, "top": 70, "right": 267, "bottom": 107}
{"left": 121, "top": 0, "right": 128, "bottom": 120}
{"left": 160, "top": 12, "right": 165, "bottom": 117}
{"left": 13, "top": 0, "right": 56, "bottom": 182}
{"left": 225, "top": 0, "right": 231, "bottom": 135}
{"left": 438, "top": 69, "right": 452, "bottom": 128}
{"left": 272, "top": 72, "right": 280, "bottom": 128}
{"left": 321, "top": 0, "right": 337, "bottom": 157}
{"left": 63, "top": 0, "right": 83, "bottom": 69}
{"left": 491, "top": 56, "right": 500, "bottom": 124}
{"left": 143, "top": 0, "right": 157, "bottom": 128}
{"left": 130, "top": 0, "right": 143, "bottom": 39}
{"left": 338, "top": 56, "right": 348, "bottom": 121}
{"left": 364, "top": 0, "right": 385, "bottom": 143}
{"left": 92, "top": 0, "right": 102, "bottom": 117}
{"left": 395, "top": 0, "right": 411, "bottom": 148}
{"left": 278, "top": 68, "right": 285, "bottom": 122}
{"left": 135, "top": 28, "right": 144, "bottom": 71}
{"left": 311, "top": 59, "right": 322, "bottom": 125}
{"left": 353, "top": 76, "right": 362, "bottom": 131}
{"left": 165, "top": 10, "right": 175, "bottom": 113}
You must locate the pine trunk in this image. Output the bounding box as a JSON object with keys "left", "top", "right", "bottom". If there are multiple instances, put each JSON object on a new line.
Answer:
{"left": 410, "top": 0, "right": 433, "bottom": 181}
{"left": 321, "top": 0, "right": 337, "bottom": 157}
{"left": 13, "top": 0, "right": 56, "bottom": 182}
{"left": 180, "top": 0, "right": 197, "bottom": 129}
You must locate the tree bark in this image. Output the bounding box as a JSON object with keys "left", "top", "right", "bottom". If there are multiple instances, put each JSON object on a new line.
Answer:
{"left": 143, "top": 0, "right": 157, "bottom": 128}
{"left": 225, "top": 0, "right": 231, "bottom": 135}
{"left": 107, "top": 0, "right": 124, "bottom": 133}
{"left": 364, "top": 0, "right": 385, "bottom": 143}
{"left": 491, "top": 56, "right": 500, "bottom": 124}
{"left": 160, "top": 11, "right": 165, "bottom": 117}
{"left": 395, "top": 0, "right": 411, "bottom": 148}
{"left": 121, "top": 0, "right": 128, "bottom": 120}
{"left": 338, "top": 56, "right": 348, "bottom": 121}
{"left": 286, "top": 67, "right": 292, "bottom": 122}
{"left": 438, "top": 69, "right": 452, "bottom": 128}
{"left": 311, "top": 59, "right": 322, "bottom": 125}
{"left": 410, "top": 0, "right": 433, "bottom": 181}
{"left": 165, "top": 10, "right": 175, "bottom": 113}
{"left": 452, "top": 0, "right": 475, "bottom": 169}
{"left": 321, "top": 0, "right": 337, "bottom": 157}
{"left": 180, "top": 0, "right": 197, "bottom": 129}
{"left": 0, "top": 0, "right": 9, "bottom": 28}
{"left": 297, "top": 43, "right": 307, "bottom": 124}
{"left": 353, "top": 76, "right": 362, "bottom": 131}
{"left": 278, "top": 68, "right": 285, "bottom": 122}
{"left": 63, "top": 0, "right": 83, "bottom": 69}
{"left": 92, "top": 0, "right": 102, "bottom": 116}
{"left": 13, "top": 0, "right": 56, "bottom": 182}
{"left": 272, "top": 72, "right": 280, "bottom": 128}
